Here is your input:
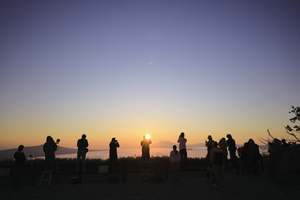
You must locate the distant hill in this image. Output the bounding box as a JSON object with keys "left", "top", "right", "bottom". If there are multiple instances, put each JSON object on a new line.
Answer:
{"left": 0, "top": 145, "right": 77, "bottom": 160}
{"left": 151, "top": 141, "right": 177, "bottom": 148}
{"left": 151, "top": 141, "right": 205, "bottom": 148}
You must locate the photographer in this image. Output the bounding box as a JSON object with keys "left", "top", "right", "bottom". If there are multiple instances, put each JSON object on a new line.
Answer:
{"left": 141, "top": 135, "right": 152, "bottom": 170}
{"left": 76, "top": 134, "right": 89, "bottom": 171}
{"left": 43, "top": 136, "right": 58, "bottom": 171}
{"left": 109, "top": 138, "right": 120, "bottom": 172}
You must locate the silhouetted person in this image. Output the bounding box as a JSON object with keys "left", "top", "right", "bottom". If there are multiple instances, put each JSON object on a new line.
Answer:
{"left": 248, "top": 138, "right": 260, "bottom": 175}
{"left": 141, "top": 135, "right": 152, "bottom": 170}
{"left": 210, "top": 142, "right": 226, "bottom": 187}
{"left": 273, "top": 138, "right": 282, "bottom": 151}
{"left": 238, "top": 142, "right": 251, "bottom": 176}
{"left": 177, "top": 132, "right": 187, "bottom": 169}
{"left": 206, "top": 144, "right": 216, "bottom": 184}
{"left": 205, "top": 135, "right": 215, "bottom": 149}
{"left": 43, "top": 136, "right": 57, "bottom": 171}
{"left": 76, "top": 134, "right": 89, "bottom": 171}
{"left": 267, "top": 142, "right": 278, "bottom": 177}
{"left": 109, "top": 137, "right": 120, "bottom": 172}
{"left": 226, "top": 134, "right": 239, "bottom": 175}
{"left": 281, "top": 139, "right": 289, "bottom": 148}
{"left": 13, "top": 145, "right": 26, "bottom": 188}
{"left": 169, "top": 145, "right": 181, "bottom": 182}
{"left": 268, "top": 142, "right": 275, "bottom": 155}
{"left": 218, "top": 138, "right": 228, "bottom": 168}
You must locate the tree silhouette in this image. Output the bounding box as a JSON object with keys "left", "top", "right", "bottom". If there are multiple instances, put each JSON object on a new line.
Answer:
{"left": 258, "top": 106, "right": 300, "bottom": 144}
{"left": 284, "top": 105, "right": 300, "bottom": 142}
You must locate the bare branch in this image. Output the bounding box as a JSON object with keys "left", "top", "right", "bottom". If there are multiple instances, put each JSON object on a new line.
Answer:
{"left": 258, "top": 137, "right": 269, "bottom": 145}
{"left": 285, "top": 129, "right": 300, "bottom": 142}
{"left": 267, "top": 129, "right": 274, "bottom": 139}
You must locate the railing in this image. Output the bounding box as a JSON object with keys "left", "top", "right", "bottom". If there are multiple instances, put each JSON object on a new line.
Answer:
{"left": 0, "top": 157, "right": 268, "bottom": 184}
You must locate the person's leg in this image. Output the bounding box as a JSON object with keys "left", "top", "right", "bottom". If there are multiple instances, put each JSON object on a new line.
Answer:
{"left": 219, "top": 166, "right": 226, "bottom": 186}
{"left": 176, "top": 162, "right": 180, "bottom": 181}
{"left": 145, "top": 151, "right": 150, "bottom": 170}
{"left": 180, "top": 149, "right": 184, "bottom": 168}
{"left": 81, "top": 150, "right": 86, "bottom": 171}
{"left": 230, "top": 151, "right": 239, "bottom": 175}
{"left": 76, "top": 150, "right": 83, "bottom": 171}
{"left": 171, "top": 162, "right": 175, "bottom": 181}
{"left": 213, "top": 164, "right": 220, "bottom": 186}
{"left": 76, "top": 151, "right": 80, "bottom": 170}
{"left": 183, "top": 149, "right": 187, "bottom": 168}
{"left": 13, "top": 166, "right": 19, "bottom": 187}
{"left": 223, "top": 155, "right": 228, "bottom": 169}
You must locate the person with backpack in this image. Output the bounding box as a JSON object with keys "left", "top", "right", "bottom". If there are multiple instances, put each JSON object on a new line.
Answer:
{"left": 210, "top": 141, "right": 227, "bottom": 187}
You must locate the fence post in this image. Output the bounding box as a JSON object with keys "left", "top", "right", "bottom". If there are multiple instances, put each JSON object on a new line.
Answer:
{"left": 122, "top": 160, "right": 126, "bottom": 182}
{"left": 31, "top": 160, "right": 38, "bottom": 185}
{"left": 165, "top": 159, "right": 169, "bottom": 180}
{"left": 78, "top": 160, "right": 82, "bottom": 183}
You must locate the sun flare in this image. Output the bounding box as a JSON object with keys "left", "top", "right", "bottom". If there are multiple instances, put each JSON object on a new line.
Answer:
{"left": 146, "top": 134, "right": 151, "bottom": 140}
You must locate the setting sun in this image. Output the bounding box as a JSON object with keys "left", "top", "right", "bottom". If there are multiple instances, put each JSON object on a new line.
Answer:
{"left": 146, "top": 134, "right": 151, "bottom": 140}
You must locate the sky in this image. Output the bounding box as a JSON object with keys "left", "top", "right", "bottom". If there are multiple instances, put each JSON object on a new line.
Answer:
{"left": 1, "top": 0, "right": 300, "bottom": 151}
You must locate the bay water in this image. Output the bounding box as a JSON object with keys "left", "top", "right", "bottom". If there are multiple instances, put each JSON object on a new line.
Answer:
{"left": 55, "top": 147, "right": 208, "bottom": 160}
{"left": 54, "top": 146, "right": 268, "bottom": 160}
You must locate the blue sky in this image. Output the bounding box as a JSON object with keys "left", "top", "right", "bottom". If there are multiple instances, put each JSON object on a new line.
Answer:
{"left": 1, "top": 0, "right": 300, "bottom": 150}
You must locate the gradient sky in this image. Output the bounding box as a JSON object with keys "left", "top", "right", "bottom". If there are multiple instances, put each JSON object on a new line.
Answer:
{"left": 1, "top": 0, "right": 300, "bottom": 150}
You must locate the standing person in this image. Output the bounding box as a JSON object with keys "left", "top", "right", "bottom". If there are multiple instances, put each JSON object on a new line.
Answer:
{"left": 169, "top": 145, "right": 181, "bottom": 182}
{"left": 248, "top": 139, "right": 260, "bottom": 175}
{"left": 43, "top": 136, "right": 57, "bottom": 171}
{"left": 177, "top": 132, "right": 187, "bottom": 169}
{"left": 141, "top": 135, "right": 152, "bottom": 170}
{"left": 205, "top": 135, "right": 215, "bottom": 149}
{"left": 238, "top": 142, "right": 251, "bottom": 176}
{"left": 206, "top": 144, "right": 216, "bottom": 184}
{"left": 226, "top": 134, "right": 239, "bottom": 175}
{"left": 218, "top": 138, "right": 228, "bottom": 168}
{"left": 13, "top": 145, "right": 26, "bottom": 188}
{"left": 109, "top": 138, "right": 120, "bottom": 172}
{"left": 210, "top": 142, "right": 226, "bottom": 187}
{"left": 76, "top": 134, "right": 89, "bottom": 171}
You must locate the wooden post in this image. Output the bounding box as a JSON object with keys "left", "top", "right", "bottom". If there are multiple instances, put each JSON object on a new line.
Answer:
{"left": 165, "top": 159, "right": 169, "bottom": 180}
{"left": 78, "top": 160, "right": 82, "bottom": 183}
{"left": 122, "top": 160, "right": 127, "bottom": 182}
{"left": 31, "top": 160, "right": 38, "bottom": 185}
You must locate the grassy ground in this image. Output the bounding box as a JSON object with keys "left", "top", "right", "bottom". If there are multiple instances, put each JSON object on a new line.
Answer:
{"left": 1, "top": 168, "right": 299, "bottom": 200}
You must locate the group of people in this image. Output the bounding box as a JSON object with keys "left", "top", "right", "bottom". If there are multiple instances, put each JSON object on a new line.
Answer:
{"left": 12, "top": 132, "right": 264, "bottom": 187}
{"left": 205, "top": 134, "right": 262, "bottom": 187}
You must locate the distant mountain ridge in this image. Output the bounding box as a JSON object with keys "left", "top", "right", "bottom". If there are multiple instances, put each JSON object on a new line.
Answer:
{"left": 0, "top": 145, "right": 77, "bottom": 160}
{"left": 151, "top": 141, "right": 205, "bottom": 148}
